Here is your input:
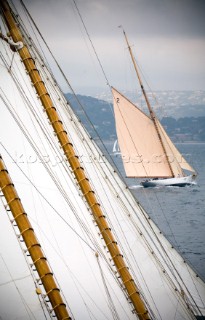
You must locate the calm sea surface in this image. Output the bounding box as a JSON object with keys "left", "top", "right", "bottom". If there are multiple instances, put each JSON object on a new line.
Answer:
{"left": 105, "top": 142, "right": 205, "bottom": 281}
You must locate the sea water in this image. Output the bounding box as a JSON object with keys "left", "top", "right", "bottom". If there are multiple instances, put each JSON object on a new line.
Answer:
{"left": 106, "top": 142, "right": 205, "bottom": 281}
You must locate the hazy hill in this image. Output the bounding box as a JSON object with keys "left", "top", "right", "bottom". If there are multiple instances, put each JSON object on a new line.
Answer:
{"left": 65, "top": 92, "right": 205, "bottom": 142}
{"left": 94, "top": 89, "right": 205, "bottom": 119}
{"left": 65, "top": 93, "right": 115, "bottom": 140}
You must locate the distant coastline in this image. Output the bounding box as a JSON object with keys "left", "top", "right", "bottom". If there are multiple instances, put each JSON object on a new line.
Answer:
{"left": 65, "top": 92, "right": 205, "bottom": 143}
{"left": 176, "top": 141, "right": 205, "bottom": 144}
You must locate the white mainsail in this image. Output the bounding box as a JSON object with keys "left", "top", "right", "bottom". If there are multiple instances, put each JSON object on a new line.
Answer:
{"left": 0, "top": 2, "right": 204, "bottom": 320}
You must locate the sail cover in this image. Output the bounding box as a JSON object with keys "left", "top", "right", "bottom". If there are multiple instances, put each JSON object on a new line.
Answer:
{"left": 112, "top": 88, "right": 174, "bottom": 177}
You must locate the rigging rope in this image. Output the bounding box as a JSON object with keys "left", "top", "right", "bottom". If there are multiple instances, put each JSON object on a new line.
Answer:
{"left": 0, "top": 138, "right": 95, "bottom": 253}
{"left": 0, "top": 53, "right": 126, "bottom": 284}
{"left": 1, "top": 30, "right": 151, "bottom": 312}
{"left": 0, "top": 197, "right": 51, "bottom": 319}
{"left": 18, "top": 0, "right": 125, "bottom": 181}
{"left": 1, "top": 45, "right": 194, "bottom": 320}
{"left": 95, "top": 252, "right": 121, "bottom": 320}
{"left": 72, "top": 0, "right": 110, "bottom": 87}
{"left": 0, "top": 253, "right": 37, "bottom": 320}
{"left": 0, "top": 39, "right": 199, "bottom": 318}
{"left": 0, "top": 27, "right": 151, "bottom": 318}
{"left": 0, "top": 3, "right": 203, "bottom": 318}
{"left": 0, "top": 84, "right": 129, "bottom": 306}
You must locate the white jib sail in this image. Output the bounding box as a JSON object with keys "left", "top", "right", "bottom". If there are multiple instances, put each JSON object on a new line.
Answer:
{"left": 156, "top": 120, "right": 196, "bottom": 175}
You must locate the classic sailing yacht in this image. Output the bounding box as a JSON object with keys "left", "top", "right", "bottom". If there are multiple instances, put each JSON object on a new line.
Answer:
{"left": 0, "top": 1, "right": 204, "bottom": 320}
{"left": 112, "top": 30, "right": 197, "bottom": 187}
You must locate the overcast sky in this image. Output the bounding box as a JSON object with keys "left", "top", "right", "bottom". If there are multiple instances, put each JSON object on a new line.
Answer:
{"left": 14, "top": 0, "right": 205, "bottom": 94}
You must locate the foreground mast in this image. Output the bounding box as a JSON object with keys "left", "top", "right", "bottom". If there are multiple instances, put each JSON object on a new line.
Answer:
{"left": 0, "top": 1, "right": 150, "bottom": 319}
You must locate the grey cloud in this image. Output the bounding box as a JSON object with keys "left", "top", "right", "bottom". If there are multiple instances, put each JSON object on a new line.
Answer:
{"left": 19, "top": 0, "right": 205, "bottom": 39}
{"left": 10, "top": 0, "right": 205, "bottom": 91}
